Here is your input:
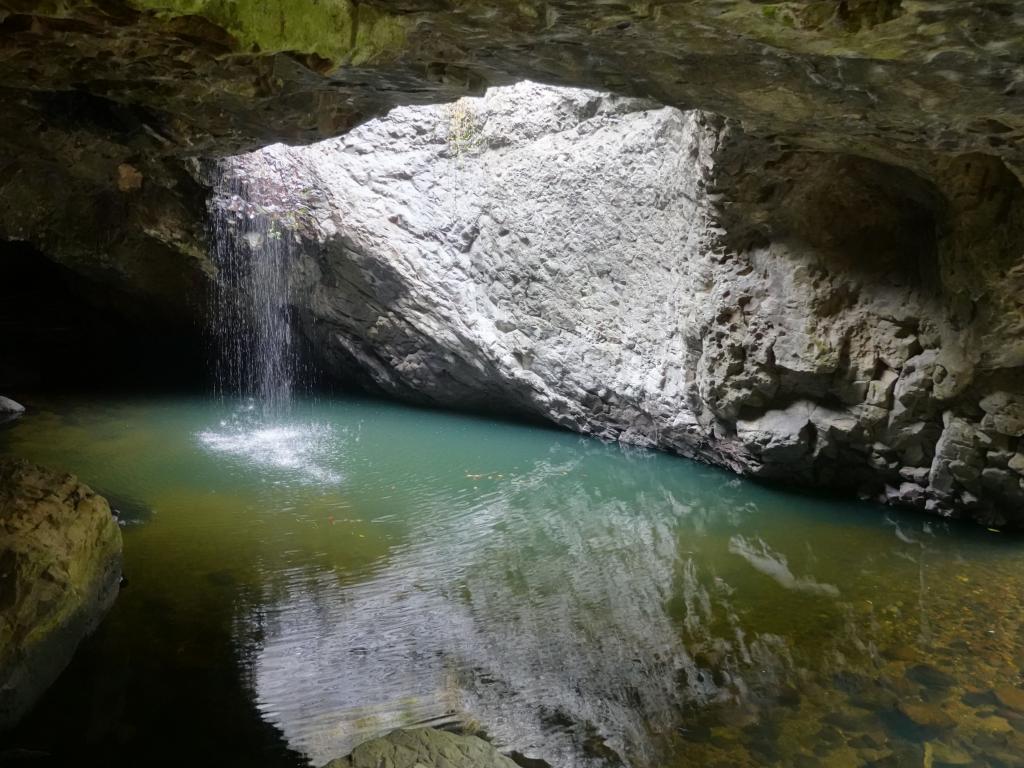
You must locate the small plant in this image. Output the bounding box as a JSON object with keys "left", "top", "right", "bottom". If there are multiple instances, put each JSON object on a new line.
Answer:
{"left": 447, "top": 98, "right": 481, "bottom": 159}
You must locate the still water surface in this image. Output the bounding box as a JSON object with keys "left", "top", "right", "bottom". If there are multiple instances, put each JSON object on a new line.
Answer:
{"left": 2, "top": 396, "right": 1024, "bottom": 767}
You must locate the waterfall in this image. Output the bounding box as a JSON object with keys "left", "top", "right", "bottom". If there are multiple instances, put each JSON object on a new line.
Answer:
{"left": 208, "top": 166, "right": 297, "bottom": 412}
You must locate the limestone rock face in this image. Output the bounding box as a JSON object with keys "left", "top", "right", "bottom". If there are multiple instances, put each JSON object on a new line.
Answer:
{"left": 322, "top": 728, "right": 522, "bottom": 768}
{"left": 0, "top": 457, "right": 123, "bottom": 730}
{"left": 3, "top": 2, "right": 1023, "bottom": 326}
{"left": 219, "top": 83, "right": 1024, "bottom": 526}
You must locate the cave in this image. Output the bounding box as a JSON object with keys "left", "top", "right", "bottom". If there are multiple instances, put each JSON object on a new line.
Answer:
{"left": 0, "top": 241, "right": 207, "bottom": 393}
{"left": 2, "top": 3, "right": 1024, "bottom": 768}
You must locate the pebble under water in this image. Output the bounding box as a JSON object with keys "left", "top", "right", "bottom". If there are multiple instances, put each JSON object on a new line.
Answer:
{"left": 2, "top": 396, "right": 1024, "bottom": 768}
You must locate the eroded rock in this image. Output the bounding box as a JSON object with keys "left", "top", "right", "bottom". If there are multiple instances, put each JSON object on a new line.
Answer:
{"left": 0, "top": 457, "right": 123, "bottom": 729}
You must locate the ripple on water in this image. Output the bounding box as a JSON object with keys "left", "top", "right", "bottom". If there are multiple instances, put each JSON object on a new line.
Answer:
{"left": 2, "top": 396, "right": 1024, "bottom": 768}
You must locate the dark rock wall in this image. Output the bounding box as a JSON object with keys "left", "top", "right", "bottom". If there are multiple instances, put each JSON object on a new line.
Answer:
{"left": 0, "top": 242, "right": 208, "bottom": 393}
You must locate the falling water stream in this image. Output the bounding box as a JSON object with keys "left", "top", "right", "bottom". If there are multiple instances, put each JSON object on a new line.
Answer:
{"left": 208, "top": 166, "right": 297, "bottom": 411}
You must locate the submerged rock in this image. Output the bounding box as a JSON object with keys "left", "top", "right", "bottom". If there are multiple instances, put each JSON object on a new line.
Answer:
{"left": 896, "top": 701, "right": 956, "bottom": 732}
{"left": 321, "top": 728, "right": 522, "bottom": 768}
{"left": 907, "top": 664, "right": 957, "bottom": 692}
{"left": 993, "top": 686, "right": 1024, "bottom": 714}
{"left": 0, "top": 457, "right": 122, "bottom": 730}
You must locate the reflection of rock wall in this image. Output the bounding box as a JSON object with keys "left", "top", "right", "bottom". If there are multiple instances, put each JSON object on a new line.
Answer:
{"left": 246, "top": 433, "right": 1024, "bottom": 768}
{"left": 221, "top": 83, "right": 1024, "bottom": 526}
{"left": 250, "top": 446, "right": 744, "bottom": 767}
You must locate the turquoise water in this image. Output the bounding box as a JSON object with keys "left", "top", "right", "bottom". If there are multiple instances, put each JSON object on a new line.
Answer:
{"left": 2, "top": 396, "right": 1024, "bottom": 767}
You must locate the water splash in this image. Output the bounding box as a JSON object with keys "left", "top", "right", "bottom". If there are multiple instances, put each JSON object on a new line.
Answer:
{"left": 208, "top": 166, "right": 297, "bottom": 412}
{"left": 196, "top": 416, "right": 342, "bottom": 485}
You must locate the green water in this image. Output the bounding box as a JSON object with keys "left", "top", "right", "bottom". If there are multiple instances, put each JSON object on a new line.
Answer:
{"left": 2, "top": 396, "right": 1024, "bottom": 768}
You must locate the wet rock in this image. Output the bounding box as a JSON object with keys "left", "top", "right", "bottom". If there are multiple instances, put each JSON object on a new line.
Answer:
{"left": 961, "top": 689, "right": 997, "bottom": 708}
{"left": 974, "top": 715, "right": 1013, "bottom": 735}
{"left": 823, "top": 707, "right": 878, "bottom": 733}
{"left": 925, "top": 740, "right": 973, "bottom": 766}
{"left": 882, "top": 645, "right": 919, "bottom": 663}
{"left": 817, "top": 745, "right": 864, "bottom": 768}
{"left": 1008, "top": 453, "right": 1024, "bottom": 476}
{"left": 0, "top": 457, "right": 123, "bottom": 729}
{"left": 321, "top": 728, "right": 522, "bottom": 768}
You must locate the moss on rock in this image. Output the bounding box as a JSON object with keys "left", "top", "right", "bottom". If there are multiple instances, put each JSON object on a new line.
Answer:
{"left": 0, "top": 457, "right": 123, "bottom": 729}
{"left": 128, "top": 0, "right": 407, "bottom": 64}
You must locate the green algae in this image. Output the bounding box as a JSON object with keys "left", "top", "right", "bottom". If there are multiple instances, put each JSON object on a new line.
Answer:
{"left": 128, "top": 0, "right": 407, "bottom": 64}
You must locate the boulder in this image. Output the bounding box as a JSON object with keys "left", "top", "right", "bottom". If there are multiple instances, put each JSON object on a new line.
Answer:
{"left": 0, "top": 457, "right": 122, "bottom": 730}
{"left": 896, "top": 701, "right": 955, "bottom": 731}
{"left": 322, "top": 728, "right": 522, "bottom": 768}
{"left": 980, "top": 392, "right": 1024, "bottom": 438}
{"left": 208, "top": 82, "right": 1024, "bottom": 526}
{"left": 736, "top": 402, "right": 816, "bottom": 466}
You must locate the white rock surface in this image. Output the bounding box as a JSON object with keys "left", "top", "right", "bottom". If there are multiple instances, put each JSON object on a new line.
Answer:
{"left": 218, "top": 83, "right": 1024, "bottom": 526}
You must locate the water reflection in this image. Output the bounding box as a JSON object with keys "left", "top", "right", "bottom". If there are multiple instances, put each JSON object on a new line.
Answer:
{"left": 728, "top": 536, "right": 840, "bottom": 597}
{"left": 2, "top": 398, "right": 1024, "bottom": 768}
{"left": 244, "top": 427, "right": 1024, "bottom": 767}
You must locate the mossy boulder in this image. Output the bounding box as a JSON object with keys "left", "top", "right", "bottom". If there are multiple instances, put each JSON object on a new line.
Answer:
{"left": 0, "top": 457, "right": 123, "bottom": 730}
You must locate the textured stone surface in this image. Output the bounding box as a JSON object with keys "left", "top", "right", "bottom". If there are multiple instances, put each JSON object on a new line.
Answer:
{"left": 2, "top": 1, "right": 1024, "bottom": 319}
{"left": 2, "top": 1, "right": 1022, "bottom": 173}
{"left": 219, "top": 82, "right": 1024, "bottom": 525}
{"left": 322, "top": 728, "right": 522, "bottom": 768}
{"left": 0, "top": 457, "right": 123, "bottom": 729}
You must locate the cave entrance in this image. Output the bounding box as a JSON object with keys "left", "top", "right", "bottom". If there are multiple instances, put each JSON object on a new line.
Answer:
{"left": 0, "top": 241, "right": 207, "bottom": 395}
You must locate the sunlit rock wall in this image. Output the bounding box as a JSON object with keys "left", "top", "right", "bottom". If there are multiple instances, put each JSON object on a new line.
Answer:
{"left": 221, "top": 83, "right": 1024, "bottom": 526}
